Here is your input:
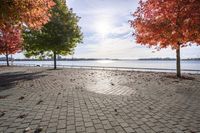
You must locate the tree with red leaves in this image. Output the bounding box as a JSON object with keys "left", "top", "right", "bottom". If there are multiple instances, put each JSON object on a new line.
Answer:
{"left": 130, "top": 0, "right": 200, "bottom": 77}
{"left": 0, "top": 25, "right": 22, "bottom": 66}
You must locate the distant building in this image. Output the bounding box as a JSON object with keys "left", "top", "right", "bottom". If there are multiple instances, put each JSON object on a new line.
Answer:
{"left": 58, "top": 55, "right": 62, "bottom": 60}
{"left": 0, "top": 57, "right": 6, "bottom": 61}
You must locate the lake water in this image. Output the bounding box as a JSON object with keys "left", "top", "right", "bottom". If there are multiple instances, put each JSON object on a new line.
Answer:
{"left": 0, "top": 60, "right": 200, "bottom": 73}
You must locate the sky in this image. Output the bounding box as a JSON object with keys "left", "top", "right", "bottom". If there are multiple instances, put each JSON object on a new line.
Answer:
{"left": 6, "top": 0, "right": 200, "bottom": 59}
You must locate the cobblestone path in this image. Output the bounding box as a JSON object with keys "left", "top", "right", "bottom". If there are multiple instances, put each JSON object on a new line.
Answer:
{"left": 0, "top": 67, "right": 200, "bottom": 133}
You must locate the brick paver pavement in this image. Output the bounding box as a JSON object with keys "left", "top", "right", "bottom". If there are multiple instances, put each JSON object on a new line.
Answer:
{"left": 0, "top": 67, "right": 200, "bottom": 133}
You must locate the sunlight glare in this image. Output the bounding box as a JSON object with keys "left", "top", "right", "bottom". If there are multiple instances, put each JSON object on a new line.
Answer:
{"left": 96, "top": 60, "right": 114, "bottom": 64}
{"left": 95, "top": 19, "right": 112, "bottom": 37}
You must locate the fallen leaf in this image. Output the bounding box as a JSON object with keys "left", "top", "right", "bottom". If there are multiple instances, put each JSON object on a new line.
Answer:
{"left": 17, "top": 114, "right": 27, "bottom": 119}
{"left": 148, "top": 106, "right": 153, "bottom": 110}
{"left": 34, "top": 127, "right": 43, "bottom": 133}
{"left": 19, "top": 96, "right": 25, "bottom": 100}
{"left": 36, "top": 100, "right": 43, "bottom": 105}
{"left": 24, "top": 127, "right": 31, "bottom": 133}
{"left": 0, "top": 112, "right": 5, "bottom": 117}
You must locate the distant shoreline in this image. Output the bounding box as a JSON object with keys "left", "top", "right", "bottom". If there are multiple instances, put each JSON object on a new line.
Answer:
{"left": 138, "top": 58, "right": 200, "bottom": 61}
{"left": 0, "top": 58, "right": 200, "bottom": 61}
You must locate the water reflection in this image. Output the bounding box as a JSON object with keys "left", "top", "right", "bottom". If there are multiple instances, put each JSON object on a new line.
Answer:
{"left": 96, "top": 60, "right": 115, "bottom": 64}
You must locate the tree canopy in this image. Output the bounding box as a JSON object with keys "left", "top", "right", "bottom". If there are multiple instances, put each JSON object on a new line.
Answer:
{"left": 0, "top": 0, "right": 55, "bottom": 29}
{"left": 0, "top": 24, "right": 22, "bottom": 66}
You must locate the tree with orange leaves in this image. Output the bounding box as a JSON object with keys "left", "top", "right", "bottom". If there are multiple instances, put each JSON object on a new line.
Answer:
{"left": 0, "top": 0, "right": 55, "bottom": 66}
{"left": 0, "top": 25, "right": 22, "bottom": 66}
{"left": 0, "top": 0, "right": 55, "bottom": 29}
{"left": 130, "top": 0, "right": 200, "bottom": 77}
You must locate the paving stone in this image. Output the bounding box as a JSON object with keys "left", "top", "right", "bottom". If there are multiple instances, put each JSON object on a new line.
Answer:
{"left": 96, "top": 129, "right": 106, "bottom": 133}
{"left": 124, "top": 127, "right": 134, "bottom": 133}
{"left": 113, "top": 126, "right": 125, "bottom": 132}
{"left": 135, "top": 128, "right": 145, "bottom": 133}
{"left": 5, "top": 127, "right": 17, "bottom": 133}
{"left": 76, "top": 126, "right": 86, "bottom": 132}
{"left": 48, "top": 122, "right": 57, "bottom": 128}
{"left": 46, "top": 127, "right": 57, "bottom": 133}
{"left": 106, "top": 129, "right": 116, "bottom": 133}
{"left": 85, "top": 122, "right": 93, "bottom": 127}
{"left": 57, "top": 129, "right": 66, "bottom": 133}
{"left": 67, "top": 125, "right": 76, "bottom": 130}
{"left": 86, "top": 127, "right": 95, "bottom": 133}
{"left": 103, "top": 123, "right": 112, "bottom": 130}
{"left": 120, "top": 122, "right": 129, "bottom": 128}
{"left": 95, "top": 123, "right": 104, "bottom": 129}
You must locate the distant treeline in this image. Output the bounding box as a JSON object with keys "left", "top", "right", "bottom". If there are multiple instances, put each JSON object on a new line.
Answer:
{"left": 138, "top": 58, "right": 200, "bottom": 61}
{"left": 0, "top": 57, "right": 200, "bottom": 61}
{"left": 0, "top": 58, "right": 116, "bottom": 61}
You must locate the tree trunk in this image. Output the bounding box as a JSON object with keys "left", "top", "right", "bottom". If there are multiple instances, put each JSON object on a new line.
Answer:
{"left": 6, "top": 53, "right": 9, "bottom": 67}
{"left": 53, "top": 51, "right": 57, "bottom": 70}
{"left": 176, "top": 43, "right": 181, "bottom": 78}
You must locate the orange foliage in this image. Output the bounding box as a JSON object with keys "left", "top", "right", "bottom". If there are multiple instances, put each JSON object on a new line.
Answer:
{"left": 0, "top": 25, "right": 22, "bottom": 55}
{"left": 130, "top": 0, "right": 200, "bottom": 49}
{"left": 0, "top": 0, "right": 55, "bottom": 29}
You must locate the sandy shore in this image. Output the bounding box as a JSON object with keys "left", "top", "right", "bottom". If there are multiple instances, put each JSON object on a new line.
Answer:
{"left": 0, "top": 66, "right": 200, "bottom": 132}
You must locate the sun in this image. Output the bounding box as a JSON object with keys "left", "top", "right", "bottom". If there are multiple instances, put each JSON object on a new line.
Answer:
{"left": 95, "top": 19, "right": 112, "bottom": 37}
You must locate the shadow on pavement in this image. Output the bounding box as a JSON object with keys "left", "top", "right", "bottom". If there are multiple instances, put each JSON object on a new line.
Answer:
{"left": 0, "top": 71, "right": 47, "bottom": 92}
